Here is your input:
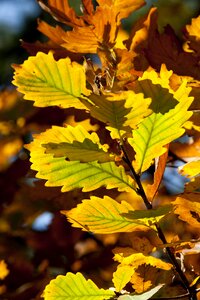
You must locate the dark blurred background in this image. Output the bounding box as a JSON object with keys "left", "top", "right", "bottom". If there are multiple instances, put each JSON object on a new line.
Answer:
{"left": 1, "top": 0, "right": 200, "bottom": 86}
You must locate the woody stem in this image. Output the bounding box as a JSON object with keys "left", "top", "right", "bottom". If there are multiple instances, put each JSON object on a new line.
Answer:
{"left": 120, "top": 144, "right": 197, "bottom": 300}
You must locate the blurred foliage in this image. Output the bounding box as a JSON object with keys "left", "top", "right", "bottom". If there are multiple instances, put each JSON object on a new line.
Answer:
{"left": 0, "top": 0, "right": 200, "bottom": 299}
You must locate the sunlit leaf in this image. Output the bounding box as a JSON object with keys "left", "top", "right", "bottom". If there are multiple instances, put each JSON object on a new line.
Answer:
{"left": 118, "top": 284, "right": 164, "bottom": 300}
{"left": 85, "top": 91, "right": 151, "bottom": 139}
{"left": 38, "top": 0, "right": 85, "bottom": 27}
{"left": 113, "top": 247, "right": 172, "bottom": 270}
{"left": 128, "top": 66, "right": 194, "bottom": 173}
{"left": 179, "top": 160, "right": 200, "bottom": 191}
{"left": 12, "top": 52, "right": 91, "bottom": 109}
{"left": 122, "top": 205, "right": 173, "bottom": 225}
{"left": 26, "top": 133, "right": 136, "bottom": 192}
{"left": 113, "top": 265, "right": 134, "bottom": 292}
{"left": 96, "top": 0, "right": 145, "bottom": 19}
{"left": 185, "top": 15, "right": 200, "bottom": 55}
{"left": 61, "top": 6, "right": 120, "bottom": 53}
{"left": 42, "top": 272, "right": 115, "bottom": 299}
{"left": 39, "top": 125, "right": 113, "bottom": 163}
{"left": 63, "top": 196, "right": 147, "bottom": 234}
{"left": 179, "top": 160, "right": 200, "bottom": 178}
{"left": 0, "top": 261, "right": 9, "bottom": 280}
{"left": 146, "top": 145, "right": 169, "bottom": 201}
{"left": 173, "top": 193, "right": 200, "bottom": 228}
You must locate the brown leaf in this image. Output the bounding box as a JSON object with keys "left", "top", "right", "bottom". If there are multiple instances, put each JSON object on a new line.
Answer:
{"left": 127, "top": 7, "right": 200, "bottom": 80}
{"left": 146, "top": 145, "right": 169, "bottom": 202}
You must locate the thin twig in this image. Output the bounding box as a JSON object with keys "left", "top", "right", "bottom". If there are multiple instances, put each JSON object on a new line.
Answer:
{"left": 120, "top": 143, "right": 197, "bottom": 300}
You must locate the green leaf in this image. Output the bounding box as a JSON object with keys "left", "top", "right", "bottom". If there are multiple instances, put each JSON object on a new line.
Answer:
{"left": 63, "top": 196, "right": 146, "bottom": 233}
{"left": 129, "top": 66, "right": 194, "bottom": 173}
{"left": 26, "top": 129, "right": 136, "bottom": 192}
{"left": 122, "top": 205, "right": 173, "bottom": 224}
{"left": 83, "top": 91, "right": 151, "bottom": 139}
{"left": 118, "top": 284, "right": 164, "bottom": 300}
{"left": 12, "top": 52, "right": 91, "bottom": 109}
{"left": 42, "top": 272, "right": 115, "bottom": 300}
{"left": 41, "top": 125, "right": 113, "bottom": 163}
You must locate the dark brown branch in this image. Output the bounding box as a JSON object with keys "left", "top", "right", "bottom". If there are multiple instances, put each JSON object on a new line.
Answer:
{"left": 120, "top": 144, "right": 197, "bottom": 300}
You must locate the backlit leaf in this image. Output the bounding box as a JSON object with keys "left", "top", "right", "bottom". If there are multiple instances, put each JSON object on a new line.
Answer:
{"left": 113, "top": 265, "right": 134, "bottom": 292}
{"left": 40, "top": 125, "right": 113, "bottom": 163}
{"left": 173, "top": 193, "right": 200, "bottom": 228}
{"left": 185, "top": 15, "right": 200, "bottom": 55}
{"left": 146, "top": 146, "right": 169, "bottom": 201}
{"left": 38, "top": 0, "right": 85, "bottom": 27}
{"left": 129, "top": 66, "right": 194, "bottom": 173}
{"left": 113, "top": 247, "right": 172, "bottom": 271}
{"left": 179, "top": 160, "right": 200, "bottom": 191}
{"left": 118, "top": 284, "right": 164, "bottom": 300}
{"left": 96, "top": 0, "right": 145, "bottom": 19}
{"left": 12, "top": 52, "right": 91, "bottom": 109}
{"left": 85, "top": 91, "right": 151, "bottom": 139}
{"left": 26, "top": 134, "right": 136, "bottom": 192}
{"left": 0, "top": 261, "right": 9, "bottom": 280}
{"left": 122, "top": 205, "right": 173, "bottom": 225}
{"left": 63, "top": 196, "right": 147, "bottom": 234}
{"left": 42, "top": 272, "right": 115, "bottom": 300}
{"left": 61, "top": 6, "right": 120, "bottom": 53}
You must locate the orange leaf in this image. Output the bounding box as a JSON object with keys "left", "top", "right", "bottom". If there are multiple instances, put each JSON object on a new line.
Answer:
{"left": 146, "top": 145, "right": 169, "bottom": 202}
{"left": 96, "top": 0, "right": 145, "bottom": 19}
{"left": 38, "top": 0, "right": 85, "bottom": 27}
{"left": 173, "top": 193, "right": 200, "bottom": 228}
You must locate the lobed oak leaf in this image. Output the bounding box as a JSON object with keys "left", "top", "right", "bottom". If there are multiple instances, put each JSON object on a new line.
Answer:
{"left": 63, "top": 196, "right": 147, "bottom": 234}
{"left": 12, "top": 52, "right": 91, "bottom": 109}
{"left": 42, "top": 272, "right": 115, "bottom": 300}
{"left": 128, "top": 66, "right": 194, "bottom": 173}
{"left": 61, "top": 6, "right": 120, "bottom": 54}
{"left": 127, "top": 7, "right": 200, "bottom": 80}
{"left": 173, "top": 193, "right": 200, "bottom": 228}
{"left": 96, "top": 0, "right": 145, "bottom": 19}
{"left": 38, "top": 0, "right": 85, "bottom": 27}
{"left": 185, "top": 15, "right": 200, "bottom": 55}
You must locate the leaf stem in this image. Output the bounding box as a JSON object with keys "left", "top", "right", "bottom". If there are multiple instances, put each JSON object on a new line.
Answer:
{"left": 120, "top": 144, "right": 197, "bottom": 300}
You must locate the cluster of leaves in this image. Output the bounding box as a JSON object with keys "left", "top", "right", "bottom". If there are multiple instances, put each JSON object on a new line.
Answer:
{"left": 1, "top": 0, "right": 200, "bottom": 299}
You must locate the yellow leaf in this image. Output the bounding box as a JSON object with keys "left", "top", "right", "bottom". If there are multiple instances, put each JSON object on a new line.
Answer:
{"left": 129, "top": 65, "right": 194, "bottom": 173}
{"left": 85, "top": 90, "right": 151, "bottom": 139}
{"left": 12, "top": 52, "right": 91, "bottom": 109}
{"left": 26, "top": 128, "right": 135, "bottom": 192}
{"left": 179, "top": 160, "right": 200, "bottom": 178}
{"left": 113, "top": 247, "right": 172, "bottom": 271}
{"left": 130, "top": 266, "right": 153, "bottom": 294}
{"left": 43, "top": 272, "right": 115, "bottom": 300}
{"left": 185, "top": 15, "right": 200, "bottom": 55}
{"left": 0, "top": 261, "right": 9, "bottom": 280}
{"left": 173, "top": 193, "right": 200, "bottom": 228}
{"left": 38, "top": 125, "right": 113, "bottom": 163}
{"left": 179, "top": 160, "right": 200, "bottom": 191}
{"left": 113, "top": 265, "right": 135, "bottom": 292}
{"left": 63, "top": 196, "right": 148, "bottom": 234}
